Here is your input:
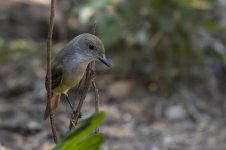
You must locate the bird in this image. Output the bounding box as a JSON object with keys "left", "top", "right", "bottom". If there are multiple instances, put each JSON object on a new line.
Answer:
{"left": 43, "top": 33, "right": 110, "bottom": 120}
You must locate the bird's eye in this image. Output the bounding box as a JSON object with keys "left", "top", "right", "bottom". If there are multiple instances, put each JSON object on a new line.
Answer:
{"left": 89, "top": 44, "right": 95, "bottom": 50}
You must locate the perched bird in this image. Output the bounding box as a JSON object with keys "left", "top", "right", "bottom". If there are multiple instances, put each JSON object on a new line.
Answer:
{"left": 43, "top": 33, "right": 110, "bottom": 120}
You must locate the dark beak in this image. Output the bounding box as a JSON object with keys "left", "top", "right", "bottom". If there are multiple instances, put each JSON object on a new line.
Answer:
{"left": 98, "top": 55, "right": 111, "bottom": 67}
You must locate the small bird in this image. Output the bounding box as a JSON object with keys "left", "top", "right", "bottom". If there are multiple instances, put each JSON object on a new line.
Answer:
{"left": 43, "top": 33, "right": 110, "bottom": 120}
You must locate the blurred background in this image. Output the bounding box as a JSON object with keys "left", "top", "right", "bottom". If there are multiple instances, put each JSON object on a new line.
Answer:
{"left": 0, "top": 0, "right": 226, "bottom": 149}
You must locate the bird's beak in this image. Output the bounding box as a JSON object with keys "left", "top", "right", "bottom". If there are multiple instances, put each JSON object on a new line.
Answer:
{"left": 98, "top": 55, "right": 111, "bottom": 67}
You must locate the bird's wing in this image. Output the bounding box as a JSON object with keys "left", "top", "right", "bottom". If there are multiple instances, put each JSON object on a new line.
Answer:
{"left": 45, "top": 65, "right": 63, "bottom": 90}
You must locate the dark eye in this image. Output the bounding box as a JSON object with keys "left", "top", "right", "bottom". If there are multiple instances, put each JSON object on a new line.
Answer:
{"left": 89, "top": 44, "right": 95, "bottom": 50}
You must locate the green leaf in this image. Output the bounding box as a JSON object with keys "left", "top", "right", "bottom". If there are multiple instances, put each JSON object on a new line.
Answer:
{"left": 54, "top": 112, "right": 105, "bottom": 150}
{"left": 75, "top": 134, "right": 104, "bottom": 150}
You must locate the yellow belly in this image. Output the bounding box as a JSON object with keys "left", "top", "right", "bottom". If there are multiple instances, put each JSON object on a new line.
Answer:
{"left": 53, "top": 75, "right": 83, "bottom": 95}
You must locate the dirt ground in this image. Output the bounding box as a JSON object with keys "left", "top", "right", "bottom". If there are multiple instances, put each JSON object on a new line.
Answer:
{"left": 0, "top": 56, "right": 226, "bottom": 150}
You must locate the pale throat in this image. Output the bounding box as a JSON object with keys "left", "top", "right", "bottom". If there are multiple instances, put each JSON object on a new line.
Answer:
{"left": 63, "top": 53, "right": 93, "bottom": 76}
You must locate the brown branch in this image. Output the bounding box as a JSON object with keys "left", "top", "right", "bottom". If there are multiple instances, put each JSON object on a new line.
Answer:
{"left": 68, "top": 61, "right": 95, "bottom": 130}
{"left": 92, "top": 21, "right": 97, "bottom": 35}
{"left": 47, "top": 0, "right": 58, "bottom": 143}
{"left": 94, "top": 84, "right": 99, "bottom": 112}
{"left": 89, "top": 62, "right": 100, "bottom": 133}
{"left": 92, "top": 80, "right": 99, "bottom": 113}
{"left": 92, "top": 25, "right": 100, "bottom": 133}
{"left": 92, "top": 80, "right": 100, "bottom": 133}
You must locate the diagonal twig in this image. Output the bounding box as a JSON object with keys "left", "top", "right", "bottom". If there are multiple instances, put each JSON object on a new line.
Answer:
{"left": 47, "top": 0, "right": 58, "bottom": 143}
{"left": 92, "top": 80, "right": 100, "bottom": 133}
{"left": 68, "top": 61, "right": 95, "bottom": 130}
{"left": 90, "top": 61, "right": 100, "bottom": 133}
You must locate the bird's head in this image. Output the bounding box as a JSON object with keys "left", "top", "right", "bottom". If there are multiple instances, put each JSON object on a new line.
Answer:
{"left": 74, "top": 33, "right": 111, "bottom": 67}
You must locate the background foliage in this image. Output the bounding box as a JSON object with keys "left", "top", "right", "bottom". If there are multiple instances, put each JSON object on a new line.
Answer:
{"left": 71, "top": 0, "right": 226, "bottom": 90}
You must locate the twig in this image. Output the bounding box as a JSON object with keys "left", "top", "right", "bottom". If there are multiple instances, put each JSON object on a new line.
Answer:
{"left": 92, "top": 24, "right": 100, "bottom": 133}
{"left": 47, "top": 0, "right": 58, "bottom": 143}
{"left": 89, "top": 62, "right": 100, "bottom": 133}
{"left": 92, "top": 21, "right": 97, "bottom": 35}
{"left": 68, "top": 62, "right": 95, "bottom": 130}
{"left": 92, "top": 80, "right": 100, "bottom": 133}
{"left": 92, "top": 80, "right": 99, "bottom": 113}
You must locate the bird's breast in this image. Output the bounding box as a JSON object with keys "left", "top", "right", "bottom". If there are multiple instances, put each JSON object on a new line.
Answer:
{"left": 53, "top": 73, "right": 83, "bottom": 95}
{"left": 52, "top": 57, "right": 89, "bottom": 95}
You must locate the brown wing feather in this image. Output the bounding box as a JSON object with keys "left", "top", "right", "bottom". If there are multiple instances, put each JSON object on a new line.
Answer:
{"left": 44, "top": 65, "right": 63, "bottom": 120}
{"left": 45, "top": 65, "right": 63, "bottom": 90}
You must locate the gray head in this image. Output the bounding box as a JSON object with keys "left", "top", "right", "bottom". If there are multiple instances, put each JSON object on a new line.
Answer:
{"left": 70, "top": 33, "right": 110, "bottom": 67}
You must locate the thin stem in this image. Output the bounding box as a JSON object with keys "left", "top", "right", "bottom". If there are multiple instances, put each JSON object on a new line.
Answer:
{"left": 92, "top": 21, "right": 97, "bottom": 35}
{"left": 92, "top": 81, "right": 99, "bottom": 113}
{"left": 47, "top": 0, "right": 58, "bottom": 143}
{"left": 92, "top": 80, "right": 100, "bottom": 133}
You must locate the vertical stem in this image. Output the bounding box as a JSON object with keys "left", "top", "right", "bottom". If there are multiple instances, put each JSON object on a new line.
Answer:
{"left": 92, "top": 21, "right": 97, "bottom": 35}
{"left": 90, "top": 62, "right": 99, "bottom": 114}
{"left": 92, "top": 80, "right": 100, "bottom": 133}
{"left": 92, "top": 24, "right": 99, "bottom": 133}
{"left": 47, "top": 0, "right": 58, "bottom": 143}
{"left": 92, "top": 81, "right": 99, "bottom": 113}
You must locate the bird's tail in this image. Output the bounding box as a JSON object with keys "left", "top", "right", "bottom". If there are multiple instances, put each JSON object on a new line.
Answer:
{"left": 43, "top": 95, "right": 60, "bottom": 120}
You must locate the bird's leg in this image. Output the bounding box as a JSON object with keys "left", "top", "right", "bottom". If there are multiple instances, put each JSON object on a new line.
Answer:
{"left": 64, "top": 94, "right": 73, "bottom": 110}
{"left": 64, "top": 94, "right": 82, "bottom": 118}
